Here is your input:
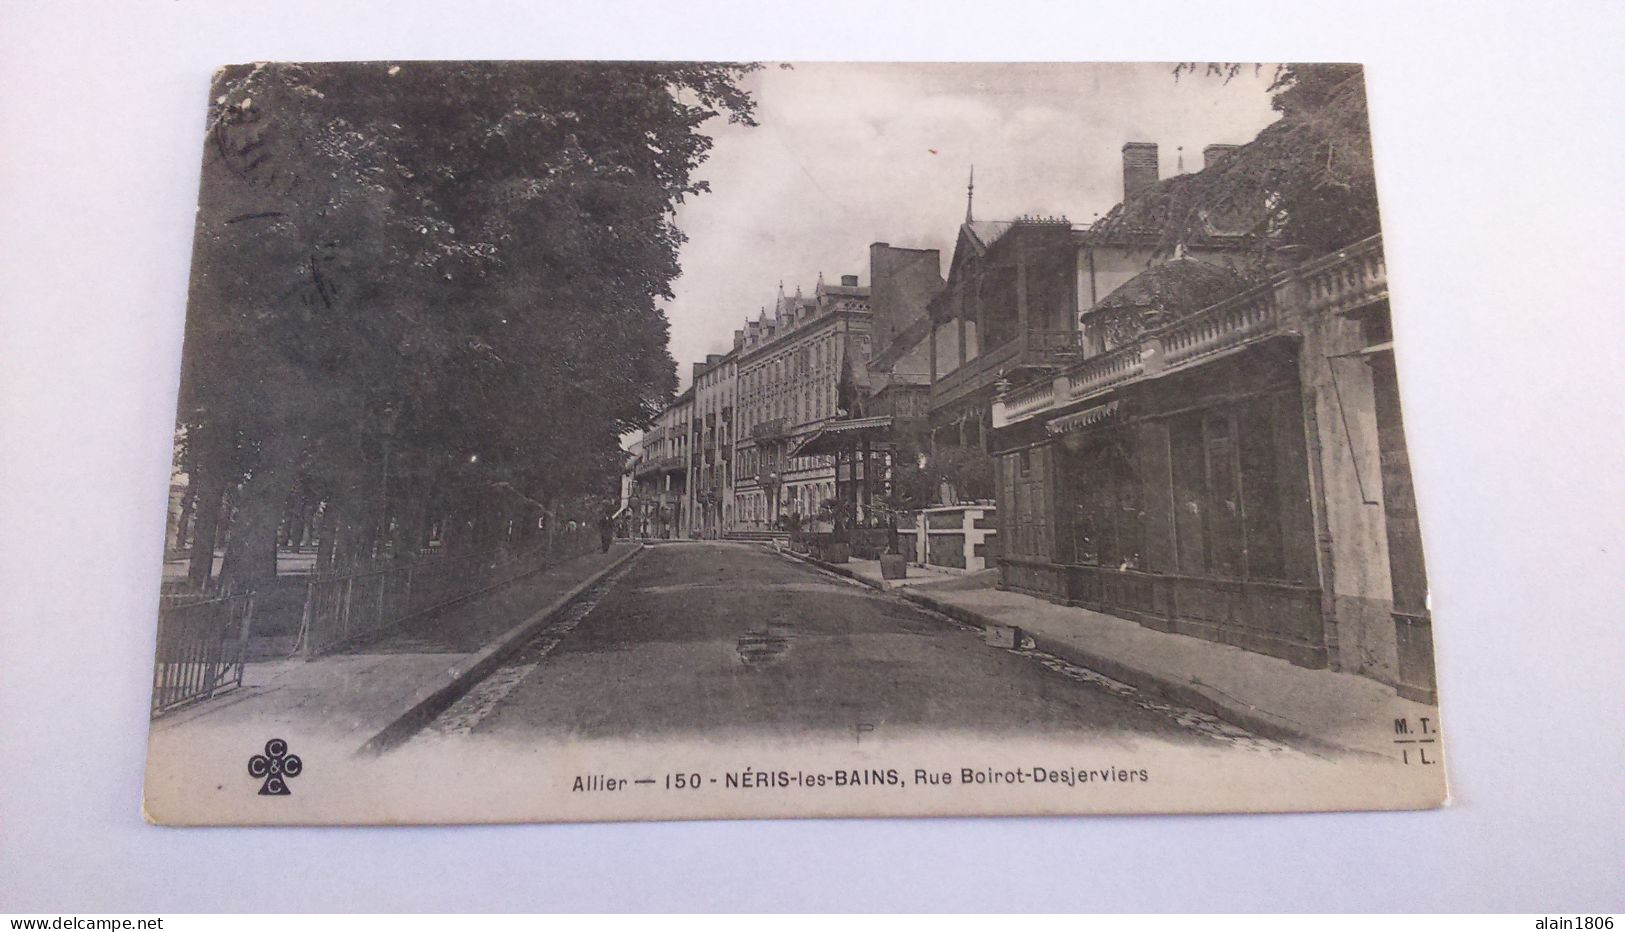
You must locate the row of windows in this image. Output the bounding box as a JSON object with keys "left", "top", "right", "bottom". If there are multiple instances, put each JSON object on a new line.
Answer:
{"left": 742, "top": 340, "right": 830, "bottom": 388}
{"left": 733, "top": 481, "right": 838, "bottom": 524}
{"left": 740, "top": 335, "right": 839, "bottom": 433}
{"left": 650, "top": 329, "right": 881, "bottom": 467}
{"left": 1003, "top": 393, "right": 1315, "bottom": 585}
{"left": 734, "top": 448, "right": 835, "bottom": 482}
{"left": 741, "top": 386, "right": 839, "bottom": 432}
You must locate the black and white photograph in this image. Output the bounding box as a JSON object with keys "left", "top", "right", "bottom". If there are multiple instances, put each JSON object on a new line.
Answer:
{"left": 139, "top": 60, "right": 1449, "bottom": 824}
{"left": 6, "top": 0, "right": 1625, "bottom": 917}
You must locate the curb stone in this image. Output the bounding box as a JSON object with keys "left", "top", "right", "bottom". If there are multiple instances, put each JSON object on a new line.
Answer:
{"left": 309, "top": 543, "right": 599, "bottom": 658}
{"left": 896, "top": 587, "right": 1360, "bottom": 758}
{"left": 356, "top": 543, "right": 645, "bottom": 756}
{"left": 776, "top": 546, "right": 891, "bottom": 591}
{"left": 775, "top": 542, "right": 1363, "bottom": 756}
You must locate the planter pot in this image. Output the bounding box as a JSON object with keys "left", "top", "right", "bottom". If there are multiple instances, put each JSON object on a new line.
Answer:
{"left": 824, "top": 542, "right": 850, "bottom": 564}
{"left": 879, "top": 553, "right": 908, "bottom": 579}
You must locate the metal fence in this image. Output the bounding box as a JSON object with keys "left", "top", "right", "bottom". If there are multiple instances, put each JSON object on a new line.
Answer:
{"left": 294, "top": 531, "right": 597, "bottom": 657}
{"left": 151, "top": 593, "right": 255, "bottom": 717}
{"left": 149, "top": 530, "right": 599, "bottom": 717}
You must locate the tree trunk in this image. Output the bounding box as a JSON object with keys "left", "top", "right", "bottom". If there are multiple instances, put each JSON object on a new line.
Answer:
{"left": 315, "top": 500, "right": 337, "bottom": 573}
{"left": 287, "top": 503, "right": 305, "bottom": 550}
{"left": 301, "top": 499, "right": 319, "bottom": 548}
{"left": 186, "top": 470, "right": 228, "bottom": 589}
{"left": 173, "top": 485, "right": 194, "bottom": 552}
{"left": 334, "top": 517, "right": 358, "bottom": 571}
{"left": 220, "top": 433, "right": 303, "bottom": 591}
{"left": 389, "top": 479, "right": 428, "bottom": 561}
{"left": 543, "top": 498, "right": 559, "bottom": 559}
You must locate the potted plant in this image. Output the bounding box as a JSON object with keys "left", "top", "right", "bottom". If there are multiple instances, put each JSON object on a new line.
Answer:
{"left": 872, "top": 500, "right": 909, "bottom": 580}
{"left": 817, "top": 497, "right": 851, "bottom": 564}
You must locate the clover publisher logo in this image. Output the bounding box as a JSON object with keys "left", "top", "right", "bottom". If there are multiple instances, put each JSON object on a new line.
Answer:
{"left": 247, "top": 738, "right": 303, "bottom": 796}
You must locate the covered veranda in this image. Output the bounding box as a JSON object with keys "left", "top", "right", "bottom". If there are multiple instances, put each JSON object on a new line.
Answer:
{"left": 789, "top": 414, "right": 897, "bottom": 523}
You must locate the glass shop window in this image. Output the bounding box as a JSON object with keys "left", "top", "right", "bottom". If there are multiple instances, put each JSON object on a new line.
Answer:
{"left": 1066, "top": 439, "right": 1142, "bottom": 569}
{"left": 1170, "top": 413, "right": 1209, "bottom": 576}
{"left": 1165, "top": 401, "right": 1296, "bottom": 582}
{"left": 1203, "top": 413, "right": 1244, "bottom": 579}
{"left": 1238, "top": 404, "right": 1286, "bottom": 581}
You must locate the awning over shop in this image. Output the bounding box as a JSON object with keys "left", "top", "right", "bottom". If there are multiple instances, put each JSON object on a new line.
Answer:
{"left": 1045, "top": 401, "right": 1121, "bottom": 436}
{"left": 789, "top": 415, "right": 895, "bottom": 458}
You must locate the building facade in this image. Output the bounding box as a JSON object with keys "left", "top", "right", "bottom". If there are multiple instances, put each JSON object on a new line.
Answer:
{"left": 912, "top": 144, "right": 1252, "bottom": 477}
{"left": 733, "top": 277, "right": 865, "bottom": 528}
{"left": 627, "top": 386, "right": 693, "bottom": 538}
{"left": 686, "top": 349, "right": 737, "bottom": 536}
{"left": 987, "top": 234, "right": 1434, "bottom": 701}
{"left": 730, "top": 245, "right": 944, "bottom": 529}
{"left": 924, "top": 216, "right": 1086, "bottom": 461}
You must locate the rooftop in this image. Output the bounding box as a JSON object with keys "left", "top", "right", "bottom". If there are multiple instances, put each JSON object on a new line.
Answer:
{"left": 1088, "top": 255, "right": 1253, "bottom": 321}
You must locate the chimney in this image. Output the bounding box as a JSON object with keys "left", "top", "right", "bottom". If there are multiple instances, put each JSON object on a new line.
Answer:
{"left": 840, "top": 274, "right": 859, "bottom": 287}
{"left": 1203, "top": 144, "right": 1240, "bottom": 169}
{"left": 1122, "top": 142, "right": 1158, "bottom": 200}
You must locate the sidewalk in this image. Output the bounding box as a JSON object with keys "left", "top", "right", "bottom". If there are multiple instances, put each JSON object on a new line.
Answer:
{"left": 781, "top": 546, "right": 1437, "bottom": 759}
{"left": 150, "top": 543, "right": 642, "bottom": 752}
{"left": 773, "top": 546, "right": 971, "bottom": 590}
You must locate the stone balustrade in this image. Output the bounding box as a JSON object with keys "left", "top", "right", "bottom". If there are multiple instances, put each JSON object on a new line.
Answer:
{"left": 1301, "top": 234, "right": 1387, "bottom": 316}
{"left": 1158, "top": 287, "right": 1282, "bottom": 370}
{"left": 993, "top": 379, "right": 1056, "bottom": 427}
{"left": 1063, "top": 343, "right": 1145, "bottom": 403}
{"left": 992, "top": 234, "right": 1387, "bottom": 429}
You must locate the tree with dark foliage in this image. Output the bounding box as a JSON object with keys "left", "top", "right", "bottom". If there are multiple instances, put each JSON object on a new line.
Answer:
{"left": 1093, "top": 63, "right": 1381, "bottom": 266}
{"left": 176, "top": 61, "right": 759, "bottom": 588}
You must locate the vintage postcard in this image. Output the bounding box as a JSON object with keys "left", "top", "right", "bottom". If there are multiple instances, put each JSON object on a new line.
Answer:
{"left": 144, "top": 61, "right": 1446, "bottom": 825}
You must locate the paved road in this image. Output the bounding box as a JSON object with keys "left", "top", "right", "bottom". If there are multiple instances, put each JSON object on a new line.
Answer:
{"left": 418, "top": 542, "right": 1293, "bottom": 751}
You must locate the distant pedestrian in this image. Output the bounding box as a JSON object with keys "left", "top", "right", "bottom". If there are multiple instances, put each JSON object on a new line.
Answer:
{"left": 597, "top": 510, "right": 615, "bottom": 554}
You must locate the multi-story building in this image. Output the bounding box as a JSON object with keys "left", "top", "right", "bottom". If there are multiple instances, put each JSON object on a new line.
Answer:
{"left": 686, "top": 349, "right": 737, "bottom": 536}
{"left": 617, "top": 436, "right": 641, "bottom": 532}
{"left": 731, "top": 245, "right": 943, "bottom": 529}
{"left": 628, "top": 386, "right": 693, "bottom": 538}
{"left": 987, "top": 234, "right": 1432, "bottom": 700}
{"left": 732, "top": 279, "right": 854, "bottom": 528}
{"left": 974, "top": 139, "right": 1434, "bottom": 700}
{"left": 859, "top": 144, "right": 1251, "bottom": 502}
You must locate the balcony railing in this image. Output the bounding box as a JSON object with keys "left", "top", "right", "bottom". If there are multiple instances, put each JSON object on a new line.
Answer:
{"left": 992, "top": 380, "right": 1057, "bottom": 428}
{"left": 1024, "top": 327, "right": 1085, "bottom": 360}
{"left": 1301, "top": 235, "right": 1387, "bottom": 317}
{"left": 1064, "top": 342, "right": 1146, "bottom": 401}
{"left": 750, "top": 417, "right": 789, "bottom": 441}
{"left": 633, "top": 454, "right": 686, "bottom": 478}
{"left": 931, "top": 327, "right": 1083, "bottom": 411}
{"left": 991, "top": 235, "right": 1387, "bottom": 428}
{"left": 1158, "top": 286, "right": 1282, "bottom": 370}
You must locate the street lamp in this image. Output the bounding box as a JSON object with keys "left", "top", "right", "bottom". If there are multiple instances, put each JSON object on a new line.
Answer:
{"left": 756, "top": 467, "right": 781, "bottom": 529}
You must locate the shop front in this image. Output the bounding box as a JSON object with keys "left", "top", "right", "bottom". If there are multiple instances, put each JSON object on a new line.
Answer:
{"left": 994, "top": 343, "right": 1329, "bottom": 668}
